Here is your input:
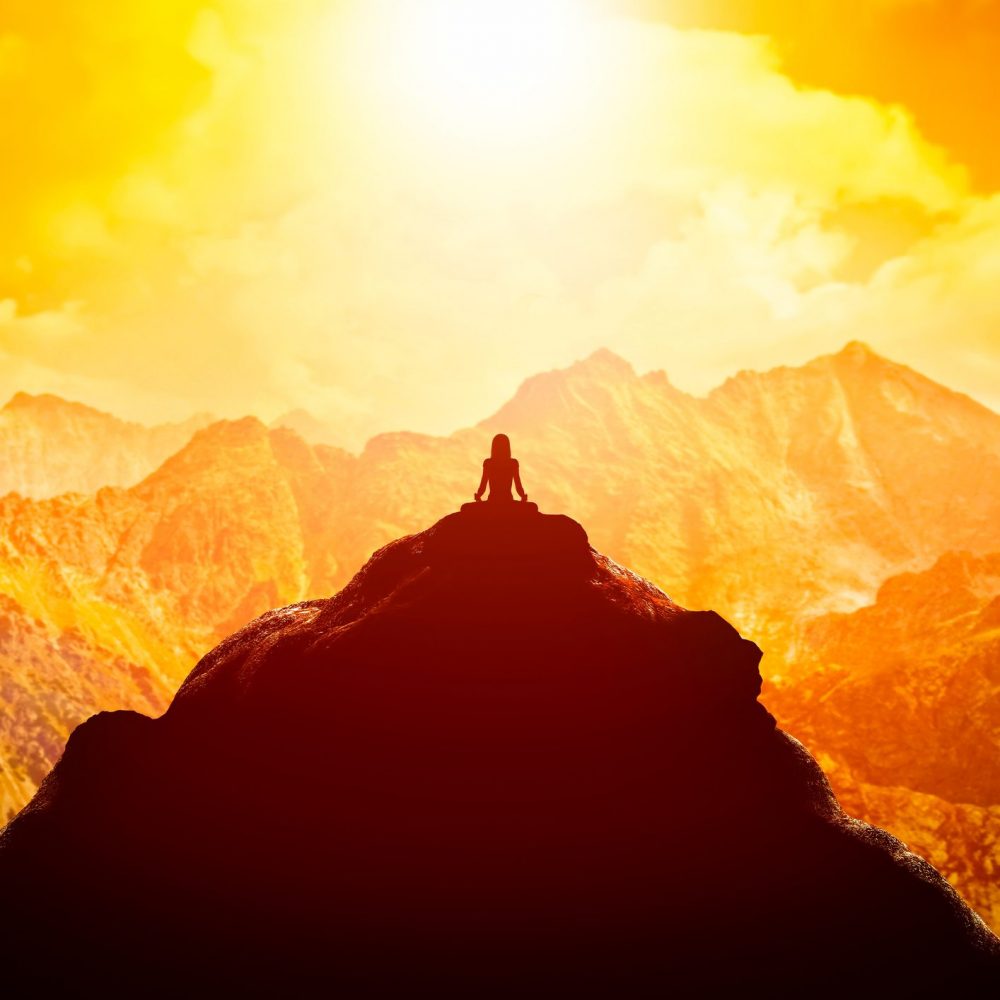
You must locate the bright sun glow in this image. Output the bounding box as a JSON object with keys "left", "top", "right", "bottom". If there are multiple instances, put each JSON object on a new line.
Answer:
{"left": 357, "top": 0, "right": 601, "bottom": 144}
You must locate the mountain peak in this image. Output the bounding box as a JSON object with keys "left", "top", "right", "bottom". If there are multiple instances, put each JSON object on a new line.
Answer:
{"left": 2, "top": 508, "right": 996, "bottom": 992}
{"left": 574, "top": 347, "right": 636, "bottom": 377}
{"left": 133, "top": 417, "right": 274, "bottom": 491}
{"left": 837, "top": 340, "right": 877, "bottom": 360}
{"left": 827, "top": 341, "right": 909, "bottom": 374}
{"left": 0, "top": 393, "right": 215, "bottom": 499}
{"left": 822, "top": 341, "right": 946, "bottom": 384}
{"left": 803, "top": 340, "right": 896, "bottom": 376}
{"left": 4, "top": 390, "right": 41, "bottom": 410}
{"left": 480, "top": 349, "right": 638, "bottom": 431}
{"left": 190, "top": 415, "right": 270, "bottom": 445}
{"left": 2, "top": 391, "right": 114, "bottom": 420}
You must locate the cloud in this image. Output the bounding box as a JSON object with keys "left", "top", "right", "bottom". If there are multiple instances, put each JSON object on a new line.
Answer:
{"left": 0, "top": 6, "right": 997, "bottom": 443}
{"left": 618, "top": 1, "right": 1000, "bottom": 190}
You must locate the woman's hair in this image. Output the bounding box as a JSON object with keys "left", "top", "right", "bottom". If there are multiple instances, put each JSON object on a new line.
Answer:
{"left": 490, "top": 433, "right": 512, "bottom": 461}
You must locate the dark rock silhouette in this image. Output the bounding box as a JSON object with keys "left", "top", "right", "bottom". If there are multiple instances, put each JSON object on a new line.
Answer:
{"left": 1, "top": 510, "right": 997, "bottom": 994}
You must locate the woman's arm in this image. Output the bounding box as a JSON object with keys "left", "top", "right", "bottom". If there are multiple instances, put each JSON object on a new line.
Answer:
{"left": 512, "top": 459, "right": 527, "bottom": 500}
{"left": 474, "top": 459, "right": 489, "bottom": 500}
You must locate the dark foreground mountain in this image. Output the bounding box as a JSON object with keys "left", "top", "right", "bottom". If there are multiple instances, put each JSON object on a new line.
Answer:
{"left": 2, "top": 510, "right": 997, "bottom": 994}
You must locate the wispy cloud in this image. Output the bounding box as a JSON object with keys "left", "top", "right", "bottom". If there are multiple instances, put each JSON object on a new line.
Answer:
{"left": 1, "top": 5, "right": 997, "bottom": 444}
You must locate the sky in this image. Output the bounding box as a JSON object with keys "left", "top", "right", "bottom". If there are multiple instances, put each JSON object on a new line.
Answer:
{"left": 1, "top": 0, "right": 999, "bottom": 445}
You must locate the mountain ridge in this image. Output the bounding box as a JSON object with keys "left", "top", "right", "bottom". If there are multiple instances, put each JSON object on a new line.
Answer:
{"left": 1, "top": 341, "right": 999, "bottom": 932}
{"left": 0, "top": 391, "right": 214, "bottom": 499}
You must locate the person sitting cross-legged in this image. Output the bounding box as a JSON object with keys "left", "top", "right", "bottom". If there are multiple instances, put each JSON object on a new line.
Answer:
{"left": 465, "top": 434, "right": 538, "bottom": 513}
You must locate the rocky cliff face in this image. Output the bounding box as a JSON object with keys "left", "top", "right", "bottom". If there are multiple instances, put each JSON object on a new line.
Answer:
{"left": 2, "top": 509, "right": 997, "bottom": 993}
{"left": 0, "top": 392, "right": 211, "bottom": 498}
{"left": 768, "top": 550, "right": 1000, "bottom": 928}
{"left": 794, "top": 551, "right": 1000, "bottom": 803}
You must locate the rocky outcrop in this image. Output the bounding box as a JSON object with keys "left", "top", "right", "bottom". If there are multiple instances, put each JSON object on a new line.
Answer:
{"left": 2, "top": 510, "right": 997, "bottom": 994}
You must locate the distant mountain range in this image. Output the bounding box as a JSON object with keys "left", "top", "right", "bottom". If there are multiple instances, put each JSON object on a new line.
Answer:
{"left": 0, "top": 392, "right": 213, "bottom": 498}
{"left": 0, "top": 342, "right": 998, "bottom": 927}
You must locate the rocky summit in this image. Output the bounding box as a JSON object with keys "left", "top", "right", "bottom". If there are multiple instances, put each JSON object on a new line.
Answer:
{"left": 1, "top": 508, "right": 998, "bottom": 995}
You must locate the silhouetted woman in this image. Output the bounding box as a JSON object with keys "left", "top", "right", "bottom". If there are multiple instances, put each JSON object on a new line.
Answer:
{"left": 474, "top": 433, "right": 531, "bottom": 505}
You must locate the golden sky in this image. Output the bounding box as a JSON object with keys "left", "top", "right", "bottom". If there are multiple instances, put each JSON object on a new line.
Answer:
{"left": 2, "top": 0, "right": 999, "bottom": 444}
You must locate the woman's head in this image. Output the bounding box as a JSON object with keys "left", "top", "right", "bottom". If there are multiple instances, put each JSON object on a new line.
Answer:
{"left": 490, "top": 433, "right": 511, "bottom": 460}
